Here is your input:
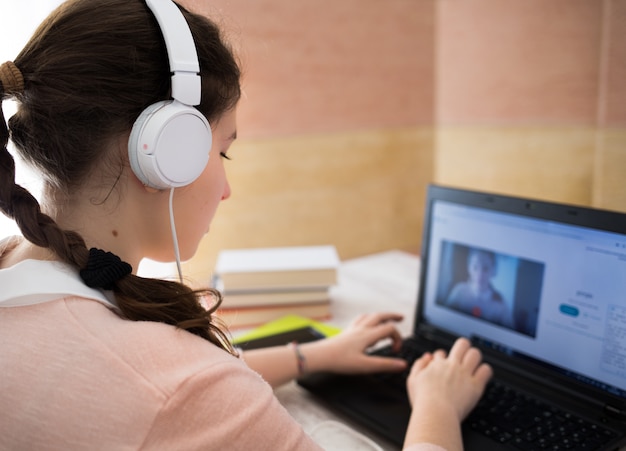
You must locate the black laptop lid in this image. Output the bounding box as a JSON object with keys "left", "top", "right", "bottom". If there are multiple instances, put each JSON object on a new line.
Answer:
{"left": 417, "top": 185, "right": 626, "bottom": 412}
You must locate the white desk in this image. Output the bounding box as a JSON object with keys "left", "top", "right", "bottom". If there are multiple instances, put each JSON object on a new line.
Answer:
{"left": 274, "top": 250, "right": 626, "bottom": 451}
{"left": 276, "top": 250, "right": 418, "bottom": 451}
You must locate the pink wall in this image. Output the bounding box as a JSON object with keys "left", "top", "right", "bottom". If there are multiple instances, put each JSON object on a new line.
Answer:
{"left": 184, "top": 0, "right": 625, "bottom": 134}
{"left": 601, "top": 0, "right": 626, "bottom": 126}
{"left": 436, "top": 0, "right": 604, "bottom": 126}
{"left": 185, "top": 0, "right": 436, "bottom": 139}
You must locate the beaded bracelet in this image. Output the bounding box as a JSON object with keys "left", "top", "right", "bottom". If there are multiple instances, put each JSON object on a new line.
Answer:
{"left": 290, "top": 341, "right": 307, "bottom": 376}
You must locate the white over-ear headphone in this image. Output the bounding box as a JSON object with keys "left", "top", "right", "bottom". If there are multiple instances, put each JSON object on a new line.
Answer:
{"left": 128, "top": 0, "right": 211, "bottom": 190}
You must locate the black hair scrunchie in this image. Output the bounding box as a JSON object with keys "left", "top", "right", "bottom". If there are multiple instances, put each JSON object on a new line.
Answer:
{"left": 79, "top": 248, "right": 132, "bottom": 290}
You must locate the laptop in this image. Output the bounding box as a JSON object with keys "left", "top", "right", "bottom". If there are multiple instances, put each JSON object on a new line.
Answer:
{"left": 298, "top": 184, "right": 626, "bottom": 450}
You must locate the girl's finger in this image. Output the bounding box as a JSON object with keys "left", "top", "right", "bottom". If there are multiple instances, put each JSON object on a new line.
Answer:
{"left": 410, "top": 352, "right": 433, "bottom": 374}
{"left": 448, "top": 337, "right": 471, "bottom": 362}
{"left": 461, "top": 346, "right": 483, "bottom": 371}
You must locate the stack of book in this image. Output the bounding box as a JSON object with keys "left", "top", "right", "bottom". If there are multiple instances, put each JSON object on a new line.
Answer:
{"left": 212, "top": 245, "right": 339, "bottom": 329}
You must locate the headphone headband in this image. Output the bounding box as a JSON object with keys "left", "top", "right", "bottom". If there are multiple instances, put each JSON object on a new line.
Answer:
{"left": 144, "top": 0, "right": 201, "bottom": 106}
{"left": 128, "top": 0, "right": 212, "bottom": 190}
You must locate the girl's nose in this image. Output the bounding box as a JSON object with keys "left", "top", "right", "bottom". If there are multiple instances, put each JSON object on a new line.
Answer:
{"left": 221, "top": 179, "right": 231, "bottom": 201}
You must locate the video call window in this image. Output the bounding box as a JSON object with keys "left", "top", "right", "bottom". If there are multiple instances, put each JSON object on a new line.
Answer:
{"left": 435, "top": 241, "right": 545, "bottom": 338}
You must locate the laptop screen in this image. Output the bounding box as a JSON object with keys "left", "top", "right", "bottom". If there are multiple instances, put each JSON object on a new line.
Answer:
{"left": 420, "top": 189, "right": 626, "bottom": 401}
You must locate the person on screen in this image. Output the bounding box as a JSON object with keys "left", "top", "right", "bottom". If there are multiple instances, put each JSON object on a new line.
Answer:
{"left": 447, "top": 248, "right": 512, "bottom": 327}
{"left": 0, "top": 1, "right": 491, "bottom": 450}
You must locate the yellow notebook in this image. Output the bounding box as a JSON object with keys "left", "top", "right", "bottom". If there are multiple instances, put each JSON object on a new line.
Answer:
{"left": 232, "top": 314, "right": 340, "bottom": 345}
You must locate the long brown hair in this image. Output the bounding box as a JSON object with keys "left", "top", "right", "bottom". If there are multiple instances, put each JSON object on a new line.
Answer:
{"left": 0, "top": 0, "right": 241, "bottom": 353}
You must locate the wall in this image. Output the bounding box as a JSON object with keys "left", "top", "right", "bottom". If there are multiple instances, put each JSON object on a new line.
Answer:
{"left": 435, "top": 0, "right": 626, "bottom": 210}
{"left": 594, "top": 0, "right": 626, "bottom": 210}
{"left": 180, "top": 0, "right": 436, "bottom": 284}
{"left": 179, "top": 0, "right": 625, "bottom": 286}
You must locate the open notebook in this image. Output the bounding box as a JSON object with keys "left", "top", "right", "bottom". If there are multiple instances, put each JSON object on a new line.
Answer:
{"left": 298, "top": 184, "right": 626, "bottom": 450}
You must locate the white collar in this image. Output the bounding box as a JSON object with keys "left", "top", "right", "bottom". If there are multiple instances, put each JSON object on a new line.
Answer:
{"left": 0, "top": 259, "right": 117, "bottom": 309}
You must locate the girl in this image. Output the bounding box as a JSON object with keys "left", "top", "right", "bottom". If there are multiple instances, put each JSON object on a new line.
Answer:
{"left": 0, "top": 0, "right": 491, "bottom": 449}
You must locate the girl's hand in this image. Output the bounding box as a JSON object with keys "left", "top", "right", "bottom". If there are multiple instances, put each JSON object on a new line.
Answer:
{"left": 407, "top": 337, "right": 492, "bottom": 421}
{"left": 301, "top": 312, "right": 408, "bottom": 375}
{"left": 402, "top": 337, "right": 492, "bottom": 450}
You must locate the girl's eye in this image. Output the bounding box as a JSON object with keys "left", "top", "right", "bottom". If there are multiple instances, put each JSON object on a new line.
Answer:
{"left": 220, "top": 152, "right": 231, "bottom": 160}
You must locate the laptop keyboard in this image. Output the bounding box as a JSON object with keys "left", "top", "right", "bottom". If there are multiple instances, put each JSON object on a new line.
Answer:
{"left": 468, "top": 381, "right": 617, "bottom": 450}
{"left": 375, "top": 339, "right": 618, "bottom": 451}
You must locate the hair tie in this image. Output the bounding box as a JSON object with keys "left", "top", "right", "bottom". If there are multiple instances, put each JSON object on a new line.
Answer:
{"left": 80, "top": 248, "right": 133, "bottom": 290}
{"left": 0, "top": 61, "right": 25, "bottom": 98}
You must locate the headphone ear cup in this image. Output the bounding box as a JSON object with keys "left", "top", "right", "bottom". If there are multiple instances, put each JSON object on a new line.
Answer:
{"left": 128, "top": 100, "right": 211, "bottom": 189}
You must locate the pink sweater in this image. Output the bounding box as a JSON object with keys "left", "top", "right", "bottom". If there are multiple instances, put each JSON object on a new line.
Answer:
{"left": 0, "top": 260, "right": 445, "bottom": 451}
{"left": 0, "top": 295, "right": 323, "bottom": 449}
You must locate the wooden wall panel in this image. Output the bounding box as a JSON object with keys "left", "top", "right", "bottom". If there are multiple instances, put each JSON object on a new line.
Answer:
{"left": 600, "top": 0, "right": 626, "bottom": 126}
{"left": 594, "top": 1, "right": 626, "bottom": 211}
{"left": 594, "top": 130, "right": 626, "bottom": 211}
{"left": 434, "top": 127, "right": 596, "bottom": 205}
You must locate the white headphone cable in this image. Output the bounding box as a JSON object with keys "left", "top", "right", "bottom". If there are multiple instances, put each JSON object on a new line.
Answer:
{"left": 169, "top": 187, "right": 184, "bottom": 283}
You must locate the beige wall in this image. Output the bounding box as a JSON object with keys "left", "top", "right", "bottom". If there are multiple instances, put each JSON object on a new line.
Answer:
{"left": 183, "top": 129, "right": 434, "bottom": 283}
{"left": 179, "top": 0, "right": 626, "bottom": 286}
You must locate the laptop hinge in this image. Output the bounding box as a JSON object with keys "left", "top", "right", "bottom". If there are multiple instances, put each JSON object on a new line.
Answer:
{"left": 416, "top": 324, "right": 437, "bottom": 337}
{"left": 416, "top": 325, "right": 455, "bottom": 346}
{"left": 604, "top": 404, "right": 626, "bottom": 421}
